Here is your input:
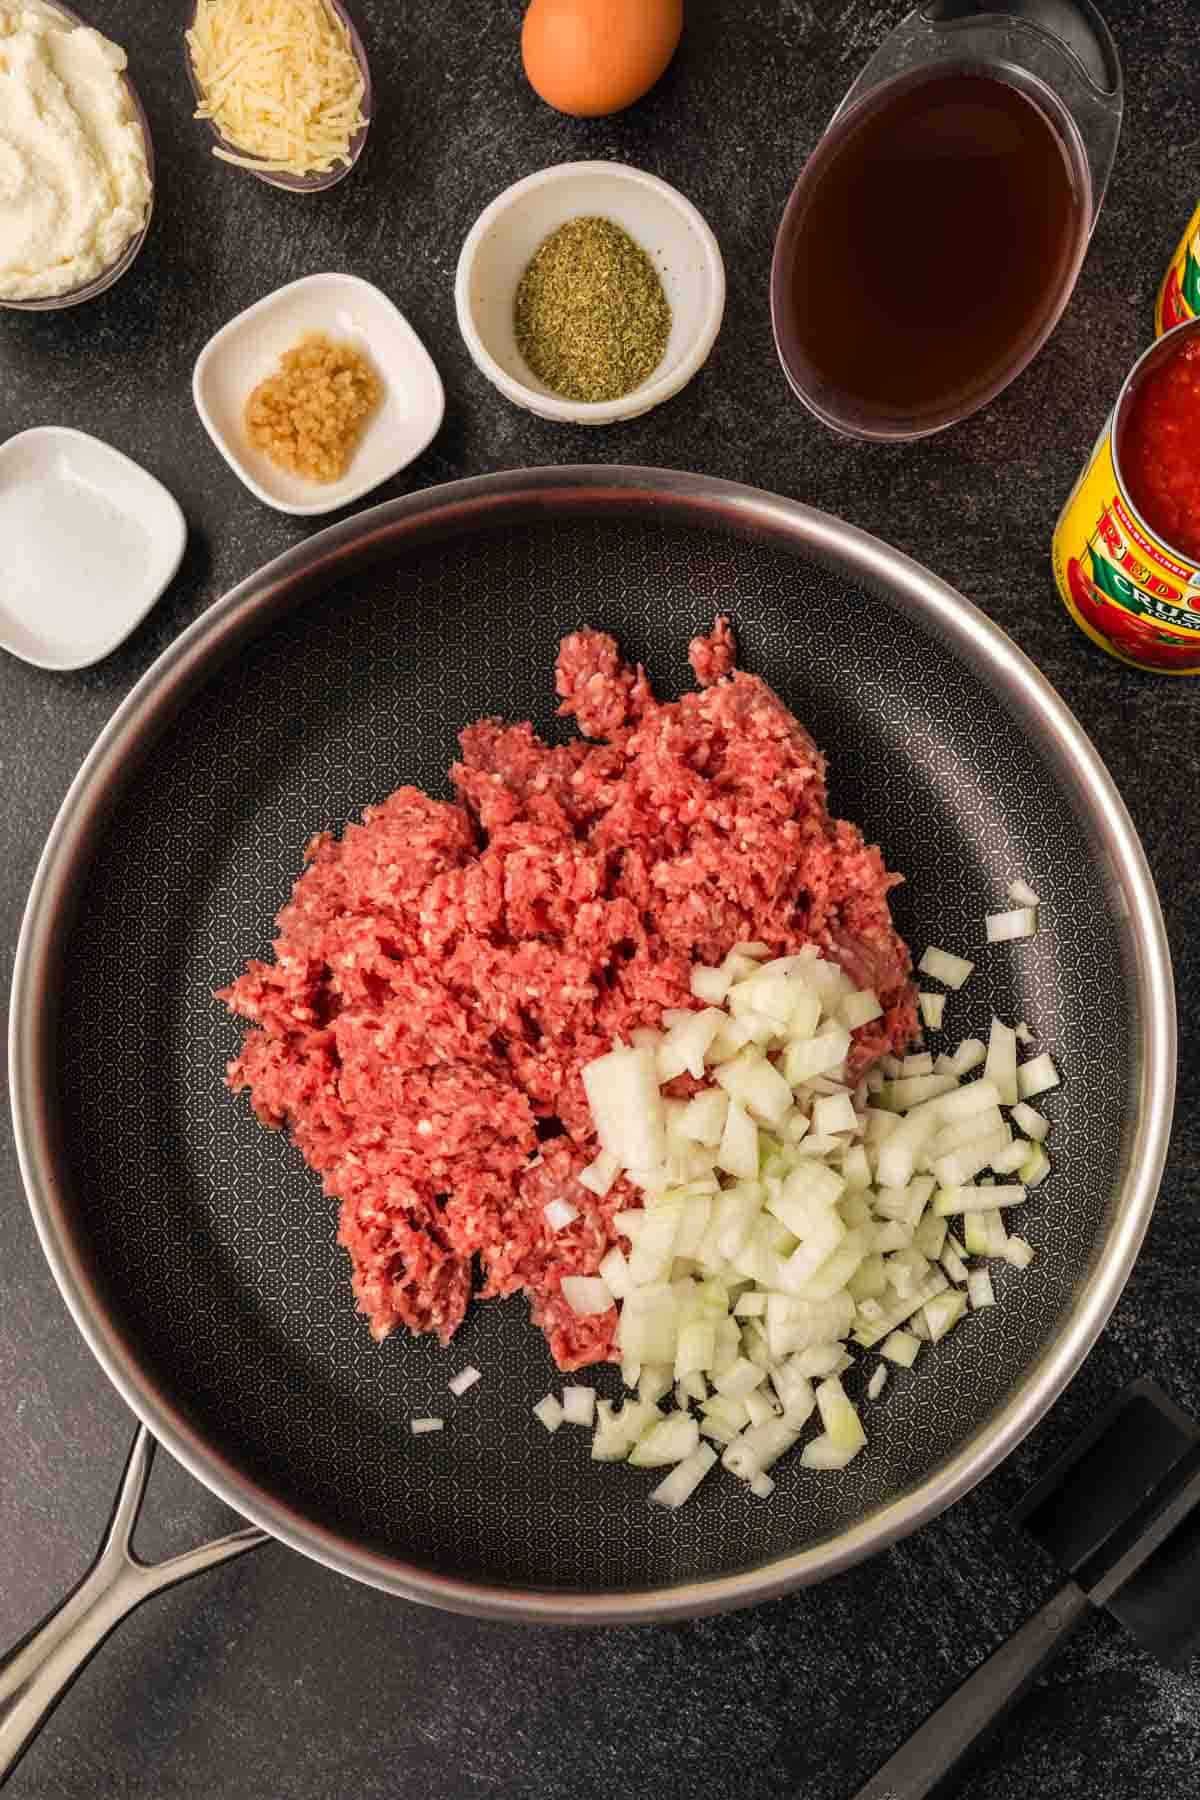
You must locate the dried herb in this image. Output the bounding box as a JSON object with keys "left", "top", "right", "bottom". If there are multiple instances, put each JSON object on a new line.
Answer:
{"left": 514, "top": 215, "right": 672, "bottom": 404}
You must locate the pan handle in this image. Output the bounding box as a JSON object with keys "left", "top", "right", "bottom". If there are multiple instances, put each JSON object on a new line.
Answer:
{"left": 0, "top": 1426, "right": 269, "bottom": 1788}
{"left": 850, "top": 1579, "right": 1091, "bottom": 1800}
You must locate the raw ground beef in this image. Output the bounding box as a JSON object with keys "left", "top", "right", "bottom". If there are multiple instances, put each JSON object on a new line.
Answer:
{"left": 219, "top": 620, "right": 917, "bottom": 1370}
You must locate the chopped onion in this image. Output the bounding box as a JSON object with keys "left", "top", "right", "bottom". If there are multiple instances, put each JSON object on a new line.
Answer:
{"left": 853, "top": 1270, "right": 949, "bottom": 1347}
{"left": 578, "top": 1149, "right": 620, "bottom": 1197}
{"left": 561, "top": 1275, "right": 615, "bottom": 1316}
{"left": 533, "top": 1395, "right": 564, "bottom": 1433}
{"left": 1014, "top": 1021, "right": 1035, "bottom": 1045}
{"left": 935, "top": 1077, "right": 1002, "bottom": 1123}
{"left": 815, "top": 1376, "right": 866, "bottom": 1454}
{"left": 1011, "top": 1102, "right": 1049, "bottom": 1142}
{"left": 782, "top": 1027, "right": 851, "bottom": 1085}
{"left": 410, "top": 1417, "right": 444, "bottom": 1434}
{"left": 544, "top": 1198, "right": 579, "bottom": 1232}
{"left": 749, "top": 1470, "right": 776, "bottom": 1498}
{"left": 930, "top": 1106, "right": 1006, "bottom": 1158}
{"left": 691, "top": 964, "right": 731, "bottom": 1005}
{"left": 722, "top": 1417, "right": 799, "bottom": 1479}
{"left": 867, "top": 1365, "right": 888, "bottom": 1400}
{"left": 658, "top": 1008, "right": 725, "bottom": 1083}
{"left": 841, "top": 989, "right": 883, "bottom": 1029}
{"left": 968, "top": 1269, "right": 996, "bottom": 1310}
{"left": 984, "top": 1018, "right": 1018, "bottom": 1106}
{"left": 717, "top": 1098, "right": 759, "bottom": 1180}
{"left": 591, "top": 1398, "right": 657, "bottom": 1460}
{"left": 918, "top": 946, "right": 975, "bottom": 989}
{"left": 880, "top": 1328, "right": 920, "bottom": 1367}
{"left": 985, "top": 907, "right": 1037, "bottom": 943}
{"left": 801, "top": 1432, "right": 859, "bottom": 1471}
{"left": 1016, "top": 1053, "right": 1060, "bottom": 1100}
{"left": 629, "top": 1412, "right": 700, "bottom": 1467}
{"left": 812, "top": 1092, "right": 858, "bottom": 1136}
{"left": 989, "top": 1139, "right": 1029, "bottom": 1176}
{"left": 933, "top": 1128, "right": 1013, "bottom": 1188}
{"left": 1020, "top": 1143, "right": 1051, "bottom": 1188}
{"left": 598, "top": 1244, "right": 632, "bottom": 1300}
{"left": 677, "top": 1089, "right": 729, "bottom": 1147}
{"left": 582, "top": 1045, "right": 666, "bottom": 1172}
{"left": 902, "top": 1053, "right": 934, "bottom": 1076}
{"left": 649, "top": 1443, "right": 718, "bottom": 1508}
{"left": 948, "top": 1037, "right": 987, "bottom": 1077}
{"left": 1004, "top": 1235, "right": 1035, "bottom": 1269}
{"left": 562, "top": 1385, "right": 596, "bottom": 1427}
{"left": 448, "top": 1366, "right": 481, "bottom": 1397}
{"left": 918, "top": 991, "right": 946, "bottom": 1031}
{"left": 933, "top": 1184, "right": 1026, "bottom": 1216}
{"left": 743, "top": 1388, "right": 778, "bottom": 1428}
{"left": 940, "top": 1245, "right": 968, "bottom": 1285}
{"left": 1007, "top": 879, "right": 1041, "bottom": 907}
{"left": 924, "top": 1291, "right": 967, "bottom": 1343}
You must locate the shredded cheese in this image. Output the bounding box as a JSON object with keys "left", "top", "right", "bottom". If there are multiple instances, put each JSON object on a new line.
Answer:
{"left": 187, "top": 0, "right": 366, "bottom": 177}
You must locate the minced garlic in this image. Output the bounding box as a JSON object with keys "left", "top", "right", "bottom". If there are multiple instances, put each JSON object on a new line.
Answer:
{"left": 244, "top": 332, "right": 381, "bottom": 483}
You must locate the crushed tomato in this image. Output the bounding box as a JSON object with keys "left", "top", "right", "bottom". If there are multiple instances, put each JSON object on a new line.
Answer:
{"left": 1122, "top": 336, "right": 1200, "bottom": 562}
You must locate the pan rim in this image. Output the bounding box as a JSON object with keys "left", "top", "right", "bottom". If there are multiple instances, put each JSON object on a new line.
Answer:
{"left": 8, "top": 464, "right": 1176, "bottom": 1623}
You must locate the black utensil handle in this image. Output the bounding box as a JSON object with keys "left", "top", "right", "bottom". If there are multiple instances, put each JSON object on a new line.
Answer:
{"left": 852, "top": 1580, "right": 1091, "bottom": 1800}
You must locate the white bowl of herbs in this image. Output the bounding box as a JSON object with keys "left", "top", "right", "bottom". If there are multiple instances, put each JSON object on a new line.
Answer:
{"left": 455, "top": 160, "right": 726, "bottom": 427}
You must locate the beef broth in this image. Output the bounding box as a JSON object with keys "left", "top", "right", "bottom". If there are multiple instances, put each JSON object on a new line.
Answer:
{"left": 782, "top": 72, "right": 1084, "bottom": 425}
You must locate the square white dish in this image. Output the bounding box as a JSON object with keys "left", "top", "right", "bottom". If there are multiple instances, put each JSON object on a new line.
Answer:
{"left": 0, "top": 428, "right": 186, "bottom": 672}
{"left": 193, "top": 273, "right": 445, "bottom": 516}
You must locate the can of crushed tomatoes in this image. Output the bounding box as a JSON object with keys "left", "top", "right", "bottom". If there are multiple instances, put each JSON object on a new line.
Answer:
{"left": 1052, "top": 317, "right": 1200, "bottom": 674}
{"left": 1156, "top": 202, "right": 1200, "bottom": 334}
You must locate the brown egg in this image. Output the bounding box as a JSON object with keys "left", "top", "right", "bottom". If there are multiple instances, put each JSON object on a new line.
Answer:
{"left": 522, "top": 0, "right": 683, "bottom": 119}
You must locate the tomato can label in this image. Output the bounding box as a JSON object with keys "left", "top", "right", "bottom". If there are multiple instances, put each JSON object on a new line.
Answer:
{"left": 1052, "top": 393, "right": 1200, "bottom": 677}
{"left": 1156, "top": 201, "right": 1200, "bottom": 334}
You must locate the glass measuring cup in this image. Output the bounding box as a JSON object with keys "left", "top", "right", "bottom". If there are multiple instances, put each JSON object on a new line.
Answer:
{"left": 770, "top": 0, "right": 1123, "bottom": 441}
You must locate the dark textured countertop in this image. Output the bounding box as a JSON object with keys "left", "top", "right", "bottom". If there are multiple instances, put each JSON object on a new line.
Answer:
{"left": 2, "top": 3, "right": 1198, "bottom": 1796}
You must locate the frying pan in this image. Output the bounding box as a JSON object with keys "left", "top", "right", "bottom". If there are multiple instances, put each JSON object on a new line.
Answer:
{"left": 5, "top": 468, "right": 1173, "bottom": 1734}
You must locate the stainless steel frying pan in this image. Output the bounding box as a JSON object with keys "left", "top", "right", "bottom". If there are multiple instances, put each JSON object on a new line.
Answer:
{"left": 5, "top": 467, "right": 1174, "bottom": 1777}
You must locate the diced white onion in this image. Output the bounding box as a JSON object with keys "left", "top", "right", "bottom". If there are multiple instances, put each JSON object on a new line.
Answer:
{"left": 691, "top": 964, "right": 731, "bottom": 1005}
{"left": 812, "top": 1092, "right": 858, "bottom": 1136}
{"left": 1016, "top": 1053, "right": 1060, "bottom": 1099}
{"left": 410, "top": 1417, "right": 444, "bottom": 1434}
{"left": 968, "top": 1269, "right": 996, "bottom": 1310}
{"left": 867, "top": 1365, "right": 888, "bottom": 1400}
{"left": 533, "top": 1395, "right": 564, "bottom": 1433}
{"left": 561, "top": 1385, "right": 596, "bottom": 1427}
{"left": 933, "top": 1184, "right": 1026, "bottom": 1216}
{"left": 448, "top": 1366, "right": 481, "bottom": 1397}
{"left": 582, "top": 1045, "right": 666, "bottom": 1172}
{"left": 1004, "top": 1236, "right": 1035, "bottom": 1269}
{"left": 918, "top": 991, "right": 946, "bottom": 1031}
{"left": 649, "top": 1443, "right": 718, "bottom": 1508}
{"left": 918, "top": 946, "right": 975, "bottom": 989}
{"left": 561, "top": 1276, "right": 614, "bottom": 1316}
{"left": 985, "top": 907, "right": 1037, "bottom": 943}
{"left": 1007, "top": 879, "right": 1041, "bottom": 907}
{"left": 841, "top": 989, "right": 883, "bottom": 1029}
{"left": 749, "top": 1471, "right": 776, "bottom": 1498}
{"left": 985, "top": 1018, "right": 1018, "bottom": 1107}
{"left": 578, "top": 1148, "right": 620, "bottom": 1197}
{"left": 1011, "top": 1102, "right": 1049, "bottom": 1141}
{"left": 544, "top": 1198, "right": 579, "bottom": 1231}
{"left": 880, "top": 1328, "right": 920, "bottom": 1367}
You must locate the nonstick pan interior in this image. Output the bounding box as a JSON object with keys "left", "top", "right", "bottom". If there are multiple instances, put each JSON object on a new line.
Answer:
{"left": 16, "top": 471, "right": 1170, "bottom": 1616}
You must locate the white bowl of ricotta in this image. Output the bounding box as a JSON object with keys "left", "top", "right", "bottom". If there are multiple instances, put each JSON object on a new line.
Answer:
{"left": 0, "top": 2, "right": 154, "bottom": 310}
